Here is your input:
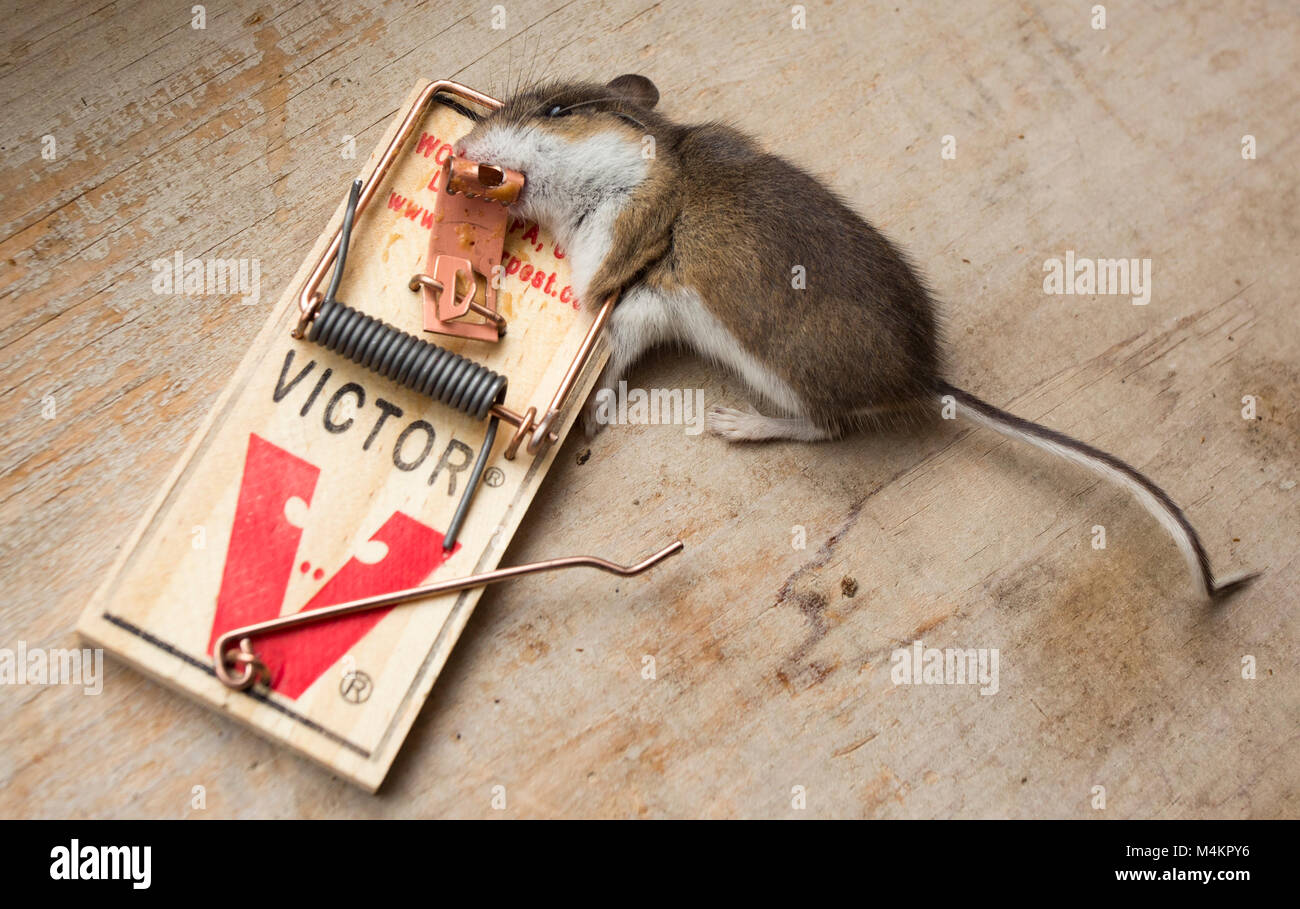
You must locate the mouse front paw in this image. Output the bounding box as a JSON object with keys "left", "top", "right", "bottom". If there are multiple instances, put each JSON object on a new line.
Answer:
{"left": 581, "top": 398, "right": 609, "bottom": 440}
{"left": 706, "top": 406, "right": 754, "bottom": 441}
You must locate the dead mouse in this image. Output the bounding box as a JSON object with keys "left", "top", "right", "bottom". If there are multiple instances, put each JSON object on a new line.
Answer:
{"left": 455, "top": 74, "right": 1257, "bottom": 601}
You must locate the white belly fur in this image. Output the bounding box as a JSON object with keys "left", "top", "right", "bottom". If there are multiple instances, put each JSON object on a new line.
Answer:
{"left": 602, "top": 283, "right": 807, "bottom": 417}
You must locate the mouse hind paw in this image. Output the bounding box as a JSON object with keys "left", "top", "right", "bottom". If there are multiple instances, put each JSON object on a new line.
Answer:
{"left": 706, "top": 406, "right": 832, "bottom": 442}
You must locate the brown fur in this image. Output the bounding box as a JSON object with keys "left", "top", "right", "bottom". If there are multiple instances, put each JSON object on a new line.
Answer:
{"left": 457, "top": 76, "right": 1255, "bottom": 601}
{"left": 470, "top": 77, "right": 944, "bottom": 434}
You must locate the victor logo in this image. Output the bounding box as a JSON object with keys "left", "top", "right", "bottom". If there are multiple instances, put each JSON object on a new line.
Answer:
{"left": 206, "top": 433, "right": 457, "bottom": 699}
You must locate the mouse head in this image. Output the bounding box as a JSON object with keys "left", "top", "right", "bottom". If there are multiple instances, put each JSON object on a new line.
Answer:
{"left": 455, "top": 75, "right": 665, "bottom": 234}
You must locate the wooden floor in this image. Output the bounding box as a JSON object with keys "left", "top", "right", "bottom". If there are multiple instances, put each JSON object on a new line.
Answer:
{"left": 2, "top": 0, "right": 1296, "bottom": 818}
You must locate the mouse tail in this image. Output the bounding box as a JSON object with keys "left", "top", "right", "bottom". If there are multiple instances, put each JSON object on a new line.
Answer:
{"left": 935, "top": 381, "right": 1258, "bottom": 602}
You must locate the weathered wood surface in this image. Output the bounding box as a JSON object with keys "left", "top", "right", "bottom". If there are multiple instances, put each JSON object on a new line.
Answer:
{"left": 1, "top": 0, "right": 1296, "bottom": 817}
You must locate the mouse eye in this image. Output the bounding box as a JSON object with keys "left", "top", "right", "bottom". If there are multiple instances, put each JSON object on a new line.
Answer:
{"left": 545, "top": 104, "right": 571, "bottom": 118}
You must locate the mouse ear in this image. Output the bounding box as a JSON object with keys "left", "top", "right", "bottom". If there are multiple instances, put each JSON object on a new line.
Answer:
{"left": 607, "top": 74, "right": 659, "bottom": 109}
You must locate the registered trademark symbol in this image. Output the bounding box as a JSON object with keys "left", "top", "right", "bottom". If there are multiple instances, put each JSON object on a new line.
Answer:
{"left": 483, "top": 467, "right": 505, "bottom": 488}
{"left": 340, "top": 669, "right": 372, "bottom": 703}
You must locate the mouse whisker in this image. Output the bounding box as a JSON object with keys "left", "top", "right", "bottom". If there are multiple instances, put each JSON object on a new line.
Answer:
{"left": 547, "top": 96, "right": 630, "bottom": 116}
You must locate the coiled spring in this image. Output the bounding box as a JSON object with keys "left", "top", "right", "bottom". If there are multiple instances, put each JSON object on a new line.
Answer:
{"left": 307, "top": 299, "right": 506, "bottom": 420}
{"left": 304, "top": 178, "right": 502, "bottom": 550}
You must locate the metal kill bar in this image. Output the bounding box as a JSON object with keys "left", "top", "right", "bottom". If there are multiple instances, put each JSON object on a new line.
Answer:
{"left": 214, "top": 541, "right": 685, "bottom": 690}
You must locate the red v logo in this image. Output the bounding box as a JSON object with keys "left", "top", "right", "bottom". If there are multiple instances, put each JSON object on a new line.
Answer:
{"left": 206, "top": 433, "right": 456, "bottom": 699}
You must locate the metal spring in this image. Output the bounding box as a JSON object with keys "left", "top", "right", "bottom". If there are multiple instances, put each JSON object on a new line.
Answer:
{"left": 306, "top": 178, "right": 504, "bottom": 551}
{"left": 307, "top": 299, "right": 507, "bottom": 421}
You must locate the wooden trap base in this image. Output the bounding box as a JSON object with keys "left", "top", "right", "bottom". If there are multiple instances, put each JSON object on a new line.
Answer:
{"left": 77, "top": 82, "right": 606, "bottom": 791}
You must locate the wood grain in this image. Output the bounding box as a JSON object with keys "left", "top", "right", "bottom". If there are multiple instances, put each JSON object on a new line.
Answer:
{"left": 1, "top": 0, "right": 1296, "bottom": 817}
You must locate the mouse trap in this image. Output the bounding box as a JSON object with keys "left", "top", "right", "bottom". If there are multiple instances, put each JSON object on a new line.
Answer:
{"left": 77, "top": 80, "right": 681, "bottom": 791}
